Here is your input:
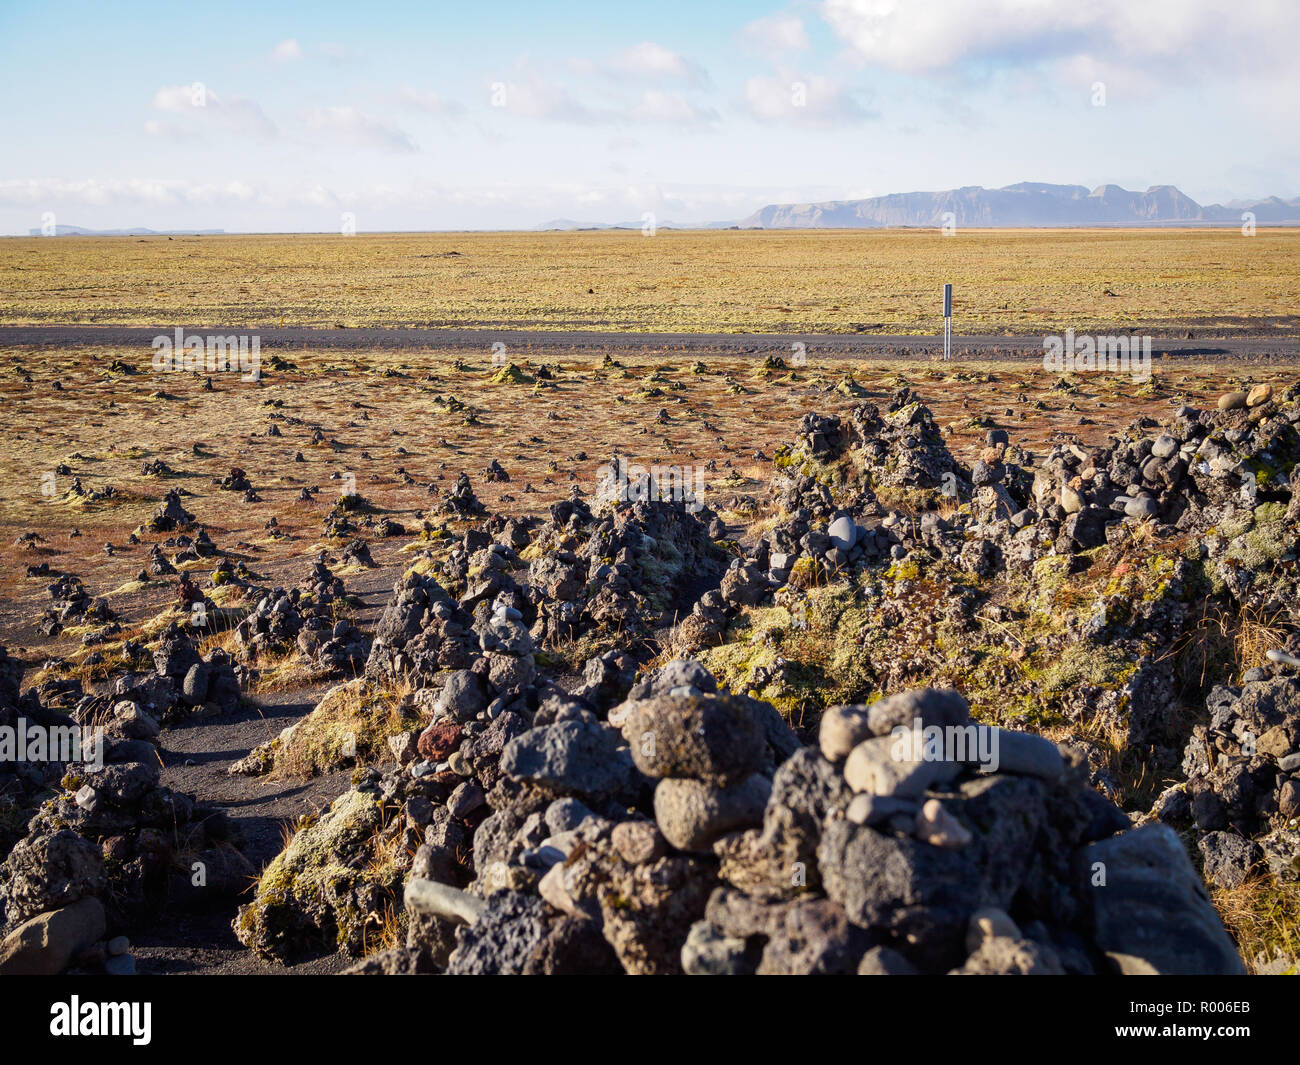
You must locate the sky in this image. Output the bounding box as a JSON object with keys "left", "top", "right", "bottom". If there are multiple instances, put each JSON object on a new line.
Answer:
{"left": 1, "top": 0, "right": 1297, "bottom": 233}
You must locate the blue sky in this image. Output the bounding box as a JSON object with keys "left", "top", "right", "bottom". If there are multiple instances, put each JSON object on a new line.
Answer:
{"left": 1, "top": 0, "right": 1296, "bottom": 232}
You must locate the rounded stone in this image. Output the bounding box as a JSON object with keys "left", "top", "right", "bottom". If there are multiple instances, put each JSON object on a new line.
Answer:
{"left": 653, "top": 775, "right": 771, "bottom": 852}
{"left": 1124, "top": 495, "right": 1159, "bottom": 520}
{"left": 828, "top": 515, "right": 859, "bottom": 551}
{"left": 181, "top": 662, "right": 211, "bottom": 703}
{"left": 611, "top": 820, "right": 667, "bottom": 864}
{"left": 819, "top": 704, "right": 872, "bottom": 762}
{"left": 1247, "top": 384, "right": 1273, "bottom": 407}
{"left": 1150, "top": 435, "right": 1178, "bottom": 459}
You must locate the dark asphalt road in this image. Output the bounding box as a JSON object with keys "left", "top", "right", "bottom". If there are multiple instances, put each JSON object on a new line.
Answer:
{"left": 0, "top": 324, "right": 1295, "bottom": 361}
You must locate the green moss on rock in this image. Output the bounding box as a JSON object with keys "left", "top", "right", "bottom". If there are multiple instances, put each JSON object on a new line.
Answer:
{"left": 234, "top": 789, "right": 401, "bottom": 961}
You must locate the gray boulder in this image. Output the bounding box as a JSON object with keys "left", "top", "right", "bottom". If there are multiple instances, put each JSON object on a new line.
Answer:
{"left": 1077, "top": 824, "right": 1246, "bottom": 974}
{"left": 1198, "top": 831, "right": 1259, "bottom": 889}
{"left": 1, "top": 829, "right": 106, "bottom": 925}
{"left": 626, "top": 659, "right": 718, "bottom": 701}
{"left": 500, "top": 718, "right": 638, "bottom": 799}
{"left": 654, "top": 775, "right": 771, "bottom": 852}
{"left": 681, "top": 920, "right": 755, "bottom": 975}
{"left": 616, "top": 692, "right": 766, "bottom": 784}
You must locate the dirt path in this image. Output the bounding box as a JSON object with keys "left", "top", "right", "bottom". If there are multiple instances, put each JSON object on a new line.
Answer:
{"left": 127, "top": 560, "right": 401, "bottom": 974}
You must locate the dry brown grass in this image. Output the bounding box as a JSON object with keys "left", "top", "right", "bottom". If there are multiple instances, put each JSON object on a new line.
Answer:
{"left": 2, "top": 229, "right": 1298, "bottom": 335}
{"left": 359, "top": 897, "right": 406, "bottom": 958}
{"left": 1232, "top": 603, "right": 1290, "bottom": 675}
{"left": 1213, "top": 876, "right": 1300, "bottom": 975}
{"left": 1170, "top": 598, "right": 1290, "bottom": 695}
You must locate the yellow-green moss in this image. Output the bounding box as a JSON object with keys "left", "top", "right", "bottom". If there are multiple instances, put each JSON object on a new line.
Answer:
{"left": 269, "top": 680, "right": 419, "bottom": 779}
{"left": 1231, "top": 501, "right": 1290, "bottom": 568}
{"left": 235, "top": 789, "right": 402, "bottom": 960}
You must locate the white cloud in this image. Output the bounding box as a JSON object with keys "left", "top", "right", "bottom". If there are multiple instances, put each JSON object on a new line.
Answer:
{"left": 492, "top": 72, "right": 717, "bottom": 128}
{"left": 744, "top": 72, "right": 873, "bottom": 125}
{"left": 149, "top": 85, "right": 278, "bottom": 140}
{"left": 143, "top": 119, "right": 193, "bottom": 139}
{"left": 271, "top": 39, "right": 354, "bottom": 64}
{"left": 270, "top": 38, "right": 303, "bottom": 63}
{"left": 739, "top": 12, "right": 810, "bottom": 53}
{"left": 607, "top": 42, "right": 710, "bottom": 87}
{"left": 305, "top": 106, "right": 418, "bottom": 153}
{"left": 399, "top": 87, "right": 467, "bottom": 117}
{"left": 152, "top": 85, "right": 201, "bottom": 113}
{"left": 0, "top": 176, "right": 860, "bottom": 220}
{"left": 819, "top": 0, "right": 1298, "bottom": 81}
{"left": 0, "top": 177, "right": 263, "bottom": 208}
{"left": 494, "top": 79, "right": 612, "bottom": 124}
{"left": 630, "top": 90, "right": 717, "bottom": 125}
{"left": 489, "top": 48, "right": 714, "bottom": 127}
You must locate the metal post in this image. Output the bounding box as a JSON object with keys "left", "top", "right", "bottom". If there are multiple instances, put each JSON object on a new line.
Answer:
{"left": 943, "top": 284, "right": 952, "bottom": 361}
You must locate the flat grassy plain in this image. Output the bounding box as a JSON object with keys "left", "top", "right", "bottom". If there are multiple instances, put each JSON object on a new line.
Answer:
{"left": 2, "top": 228, "right": 1297, "bottom": 335}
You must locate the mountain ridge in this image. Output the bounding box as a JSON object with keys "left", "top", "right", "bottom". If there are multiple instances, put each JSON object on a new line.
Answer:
{"left": 737, "top": 183, "right": 1300, "bottom": 229}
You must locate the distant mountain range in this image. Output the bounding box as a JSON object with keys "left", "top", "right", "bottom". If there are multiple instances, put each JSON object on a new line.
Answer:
{"left": 26, "top": 225, "right": 225, "bottom": 236}
{"left": 538, "top": 184, "right": 1300, "bottom": 231}
{"left": 27, "top": 185, "right": 1300, "bottom": 236}
{"left": 739, "top": 184, "right": 1300, "bottom": 228}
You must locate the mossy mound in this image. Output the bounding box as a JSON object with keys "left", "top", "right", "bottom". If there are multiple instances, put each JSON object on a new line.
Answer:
{"left": 260, "top": 679, "right": 419, "bottom": 779}
{"left": 234, "top": 788, "right": 404, "bottom": 961}
{"left": 1225, "top": 501, "right": 1289, "bottom": 569}
{"left": 703, "top": 536, "right": 1196, "bottom": 749}
{"left": 699, "top": 583, "right": 878, "bottom": 730}
{"left": 489, "top": 362, "right": 535, "bottom": 385}
{"left": 771, "top": 441, "right": 869, "bottom": 507}
{"left": 335, "top": 491, "right": 371, "bottom": 512}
